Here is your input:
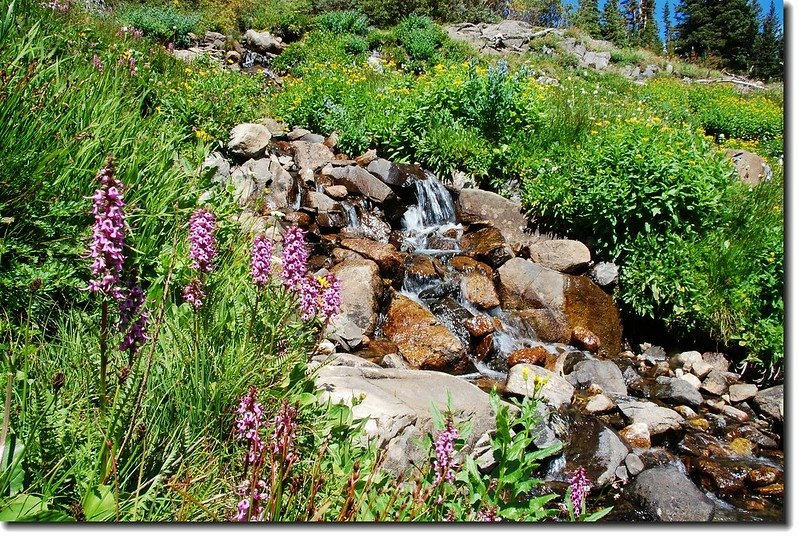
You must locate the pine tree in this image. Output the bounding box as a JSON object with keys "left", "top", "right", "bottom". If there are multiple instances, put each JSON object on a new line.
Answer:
{"left": 573, "top": 0, "right": 602, "bottom": 38}
{"left": 663, "top": 1, "right": 674, "bottom": 55}
{"left": 601, "top": 0, "right": 628, "bottom": 47}
{"left": 638, "top": 0, "right": 662, "bottom": 51}
{"left": 674, "top": 0, "right": 759, "bottom": 72}
{"left": 752, "top": 0, "right": 784, "bottom": 80}
{"left": 622, "top": 0, "right": 642, "bottom": 46}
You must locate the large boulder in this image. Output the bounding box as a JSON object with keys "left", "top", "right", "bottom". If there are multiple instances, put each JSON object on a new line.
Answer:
{"left": 461, "top": 270, "right": 500, "bottom": 309}
{"left": 628, "top": 466, "right": 716, "bottom": 521}
{"left": 315, "top": 366, "right": 498, "bottom": 475}
{"left": 242, "top": 29, "right": 285, "bottom": 55}
{"left": 752, "top": 384, "right": 783, "bottom": 422}
{"left": 328, "top": 259, "right": 384, "bottom": 336}
{"left": 617, "top": 400, "right": 684, "bottom": 435}
{"left": 528, "top": 239, "right": 591, "bottom": 274}
{"left": 339, "top": 238, "right": 406, "bottom": 279}
{"left": 461, "top": 226, "right": 514, "bottom": 268}
{"left": 456, "top": 189, "right": 532, "bottom": 253}
{"left": 384, "top": 293, "right": 469, "bottom": 374}
{"left": 727, "top": 149, "right": 772, "bottom": 186}
{"left": 497, "top": 258, "right": 622, "bottom": 355}
{"left": 228, "top": 123, "right": 271, "bottom": 159}
{"left": 566, "top": 359, "right": 627, "bottom": 397}
{"left": 292, "top": 141, "right": 334, "bottom": 171}
{"left": 505, "top": 364, "right": 575, "bottom": 409}
{"left": 564, "top": 416, "right": 629, "bottom": 486}
{"left": 329, "top": 166, "right": 395, "bottom": 204}
{"left": 228, "top": 158, "right": 271, "bottom": 205}
{"left": 264, "top": 158, "right": 296, "bottom": 210}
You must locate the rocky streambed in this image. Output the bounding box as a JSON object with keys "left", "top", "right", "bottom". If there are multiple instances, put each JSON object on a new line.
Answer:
{"left": 202, "top": 121, "right": 784, "bottom": 522}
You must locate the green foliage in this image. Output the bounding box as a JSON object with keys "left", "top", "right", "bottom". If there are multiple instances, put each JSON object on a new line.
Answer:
{"left": 601, "top": 0, "right": 628, "bottom": 46}
{"left": 572, "top": 0, "right": 602, "bottom": 39}
{"left": 314, "top": 9, "right": 369, "bottom": 35}
{"left": 118, "top": 3, "right": 200, "bottom": 47}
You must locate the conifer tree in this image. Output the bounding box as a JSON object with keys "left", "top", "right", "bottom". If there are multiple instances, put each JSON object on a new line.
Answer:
{"left": 573, "top": 0, "right": 602, "bottom": 38}
{"left": 752, "top": 0, "right": 784, "bottom": 80}
{"left": 663, "top": 1, "right": 674, "bottom": 55}
{"left": 601, "top": 0, "right": 628, "bottom": 46}
{"left": 639, "top": 0, "right": 662, "bottom": 51}
{"left": 622, "top": 0, "right": 641, "bottom": 45}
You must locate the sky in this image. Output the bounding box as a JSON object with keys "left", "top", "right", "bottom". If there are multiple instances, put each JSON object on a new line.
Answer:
{"left": 564, "top": 0, "right": 785, "bottom": 37}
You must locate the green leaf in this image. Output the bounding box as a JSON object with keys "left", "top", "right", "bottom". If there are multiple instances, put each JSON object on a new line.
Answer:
{"left": 0, "top": 494, "right": 47, "bottom": 521}
{"left": 583, "top": 506, "right": 613, "bottom": 522}
{"left": 82, "top": 485, "right": 115, "bottom": 522}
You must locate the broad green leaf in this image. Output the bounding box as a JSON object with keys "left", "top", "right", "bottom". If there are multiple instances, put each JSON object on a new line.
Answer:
{"left": 0, "top": 494, "right": 46, "bottom": 521}
{"left": 82, "top": 484, "right": 115, "bottom": 522}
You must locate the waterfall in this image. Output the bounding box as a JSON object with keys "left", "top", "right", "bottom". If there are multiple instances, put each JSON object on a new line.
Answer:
{"left": 411, "top": 175, "right": 456, "bottom": 228}
{"left": 340, "top": 201, "right": 361, "bottom": 230}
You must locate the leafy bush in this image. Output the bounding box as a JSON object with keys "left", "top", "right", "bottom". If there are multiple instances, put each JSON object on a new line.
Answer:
{"left": 314, "top": 9, "right": 368, "bottom": 35}
{"left": 118, "top": 4, "right": 200, "bottom": 47}
{"left": 342, "top": 34, "right": 368, "bottom": 54}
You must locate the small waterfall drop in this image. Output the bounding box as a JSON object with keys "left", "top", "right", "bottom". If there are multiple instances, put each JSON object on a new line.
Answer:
{"left": 340, "top": 201, "right": 361, "bottom": 231}
{"left": 401, "top": 176, "right": 461, "bottom": 253}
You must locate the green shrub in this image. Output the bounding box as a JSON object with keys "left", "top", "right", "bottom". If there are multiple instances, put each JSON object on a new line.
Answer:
{"left": 342, "top": 34, "right": 368, "bottom": 54}
{"left": 314, "top": 10, "right": 369, "bottom": 35}
{"left": 118, "top": 4, "right": 200, "bottom": 47}
{"left": 609, "top": 48, "right": 649, "bottom": 66}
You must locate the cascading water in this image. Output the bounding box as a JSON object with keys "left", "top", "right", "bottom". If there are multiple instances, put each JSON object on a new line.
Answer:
{"left": 401, "top": 175, "right": 461, "bottom": 254}
{"left": 340, "top": 201, "right": 361, "bottom": 231}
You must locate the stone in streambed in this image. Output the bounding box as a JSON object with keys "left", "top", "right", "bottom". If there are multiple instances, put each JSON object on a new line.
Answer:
{"left": 328, "top": 259, "right": 384, "bottom": 337}
{"left": 528, "top": 239, "right": 591, "bottom": 274}
{"left": 751, "top": 384, "right": 783, "bottom": 422}
{"left": 566, "top": 359, "right": 627, "bottom": 397}
{"left": 461, "top": 226, "right": 514, "bottom": 268}
{"left": 456, "top": 188, "right": 532, "bottom": 253}
{"left": 628, "top": 466, "right": 716, "bottom": 521}
{"left": 228, "top": 123, "right": 271, "bottom": 159}
{"left": 461, "top": 270, "right": 500, "bottom": 309}
{"left": 505, "top": 364, "right": 574, "bottom": 409}
{"left": 339, "top": 238, "right": 406, "bottom": 280}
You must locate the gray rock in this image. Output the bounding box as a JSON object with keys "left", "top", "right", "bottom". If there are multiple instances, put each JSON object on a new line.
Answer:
{"left": 615, "top": 465, "right": 629, "bottom": 482}
{"left": 292, "top": 141, "right": 334, "bottom": 171}
{"left": 641, "top": 345, "right": 667, "bottom": 363}
{"left": 585, "top": 393, "right": 616, "bottom": 414}
{"left": 228, "top": 123, "right": 271, "bottom": 159}
{"left": 722, "top": 404, "right": 750, "bottom": 422}
{"left": 628, "top": 466, "right": 715, "bottom": 521}
{"left": 701, "top": 370, "right": 730, "bottom": 396}
{"left": 243, "top": 29, "right": 284, "bottom": 55}
{"left": 330, "top": 166, "right": 394, "bottom": 204}
{"left": 625, "top": 453, "right": 645, "bottom": 476}
{"left": 727, "top": 149, "right": 772, "bottom": 186}
{"left": 670, "top": 350, "right": 702, "bottom": 370}
{"left": 328, "top": 259, "right": 384, "bottom": 336}
{"left": 702, "top": 352, "right": 730, "bottom": 372}
{"left": 324, "top": 319, "right": 364, "bottom": 352}
{"left": 654, "top": 376, "right": 704, "bottom": 407}
{"left": 528, "top": 239, "right": 591, "bottom": 274}
{"left": 315, "top": 366, "right": 498, "bottom": 475}
{"left": 677, "top": 372, "right": 702, "bottom": 390}
{"left": 729, "top": 383, "right": 758, "bottom": 403}
{"left": 566, "top": 359, "right": 627, "bottom": 396}
{"left": 201, "top": 151, "right": 230, "bottom": 184}
{"left": 172, "top": 49, "right": 201, "bottom": 62}
{"left": 304, "top": 191, "right": 338, "bottom": 213}
{"left": 690, "top": 359, "right": 713, "bottom": 379}
{"left": 752, "top": 384, "right": 783, "bottom": 422}
{"left": 456, "top": 188, "right": 532, "bottom": 253}
{"left": 381, "top": 353, "right": 410, "bottom": 369}
{"left": 618, "top": 400, "right": 684, "bottom": 435}
{"left": 263, "top": 158, "right": 296, "bottom": 210}
{"left": 565, "top": 417, "right": 629, "bottom": 486}
{"left": 287, "top": 128, "right": 311, "bottom": 141}
{"left": 582, "top": 50, "right": 610, "bottom": 69}
{"left": 256, "top": 117, "right": 288, "bottom": 137}
{"left": 589, "top": 261, "right": 619, "bottom": 287}
{"left": 505, "top": 364, "right": 575, "bottom": 409}
{"left": 299, "top": 133, "right": 325, "bottom": 144}
{"left": 310, "top": 353, "right": 380, "bottom": 370}
{"left": 366, "top": 158, "right": 405, "bottom": 187}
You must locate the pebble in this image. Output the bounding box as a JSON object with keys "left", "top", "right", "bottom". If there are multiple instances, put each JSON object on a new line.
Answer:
{"left": 674, "top": 405, "right": 698, "bottom": 419}
{"left": 625, "top": 453, "right": 645, "bottom": 476}
{"left": 722, "top": 405, "right": 750, "bottom": 422}
{"left": 585, "top": 394, "right": 616, "bottom": 414}
{"left": 620, "top": 423, "right": 651, "bottom": 450}
{"left": 729, "top": 383, "right": 758, "bottom": 403}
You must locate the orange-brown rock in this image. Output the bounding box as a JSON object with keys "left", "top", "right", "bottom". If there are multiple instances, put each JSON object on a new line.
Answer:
{"left": 462, "top": 271, "right": 500, "bottom": 309}
{"left": 507, "top": 346, "right": 554, "bottom": 368}
{"left": 406, "top": 255, "right": 444, "bottom": 280}
{"left": 340, "top": 237, "right": 406, "bottom": 279}
{"left": 464, "top": 315, "right": 496, "bottom": 338}
{"left": 571, "top": 326, "right": 600, "bottom": 353}
{"left": 450, "top": 256, "right": 493, "bottom": 277}
{"left": 461, "top": 226, "right": 514, "bottom": 268}
{"left": 357, "top": 338, "right": 400, "bottom": 361}
{"left": 474, "top": 334, "right": 495, "bottom": 361}
{"left": 383, "top": 293, "right": 468, "bottom": 373}
{"left": 748, "top": 466, "right": 782, "bottom": 487}
{"left": 756, "top": 483, "right": 784, "bottom": 497}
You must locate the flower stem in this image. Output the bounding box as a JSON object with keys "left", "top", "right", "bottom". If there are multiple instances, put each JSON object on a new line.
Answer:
{"left": 99, "top": 299, "right": 109, "bottom": 411}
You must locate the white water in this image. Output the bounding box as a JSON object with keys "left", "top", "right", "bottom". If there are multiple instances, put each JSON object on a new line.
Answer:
{"left": 401, "top": 176, "right": 462, "bottom": 253}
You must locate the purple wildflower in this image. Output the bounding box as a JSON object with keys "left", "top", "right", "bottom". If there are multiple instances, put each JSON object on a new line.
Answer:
{"left": 92, "top": 54, "right": 105, "bottom": 73}
{"left": 271, "top": 400, "right": 298, "bottom": 464}
{"left": 44, "top": 0, "right": 70, "bottom": 13}
{"left": 118, "top": 280, "right": 149, "bottom": 354}
{"left": 298, "top": 275, "right": 320, "bottom": 321}
{"left": 128, "top": 56, "right": 137, "bottom": 76}
{"left": 87, "top": 158, "right": 126, "bottom": 299}
{"left": 182, "top": 279, "right": 206, "bottom": 309}
{"left": 250, "top": 235, "right": 273, "bottom": 287}
{"left": 130, "top": 27, "right": 144, "bottom": 38}
{"left": 280, "top": 226, "right": 309, "bottom": 292}
{"left": 433, "top": 419, "right": 459, "bottom": 487}
{"left": 234, "top": 386, "right": 265, "bottom": 466}
{"left": 187, "top": 208, "right": 218, "bottom": 274}
{"left": 319, "top": 273, "right": 342, "bottom": 320}
{"left": 233, "top": 479, "right": 268, "bottom": 522}
{"left": 476, "top": 505, "right": 501, "bottom": 522}
{"left": 568, "top": 466, "right": 591, "bottom": 517}
{"left": 167, "top": 42, "right": 175, "bottom": 53}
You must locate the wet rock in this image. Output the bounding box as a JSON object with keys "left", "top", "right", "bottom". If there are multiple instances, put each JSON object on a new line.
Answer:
{"left": 641, "top": 345, "right": 667, "bottom": 363}
{"left": 366, "top": 158, "right": 406, "bottom": 187}
{"left": 339, "top": 238, "right": 405, "bottom": 280}
{"left": 329, "top": 166, "right": 394, "bottom": 204}
{"left": 747, "top": 466, "right": 782, "bottom": 487}
{"left": 654, "top": 376, "right": 703, "bottom": 407}
{"left": 507, "top": 347, "right": 553, "bottom": 368}
{"left": 427, "top": 297, "right": 473, "bottom": 349}
{"left": 528, "top": 239, "right": 591, "bottom": 274}
{"left": 505, "top": 364, "right": 574, "bottom": 409}
{"left": 585, "top": 394, "right": 615, "bottom": 414}
{"left": 722, "top": 404, "right": 750, "bottom": 422}
{"left": 359, "top": 212, "right": 393, "bottom": 243}
{"left": 570, "top": 326, "right": 600, "bottom": 353}
{"left": 685, "top": 417, "right": 710, "bottom": 431}
{"left": 695, "top": 457, "right": 748, "bottom": 495}
{"left": 304, "top": 191, "right": 338, "bottom": 213}
{"left": 317, "top": 210, "right": 348, "bottom": 228}
{"left": 474, "top": 333, "right": 495, "bottom": 362}
{"left": 384, "top": 293, "right": 468, "bottom": 374}
{"left": 701, "top": 370, "right": 730, "bottom": 396}
{"left": 405, "top": 255, "right": 442, "bottom": 281}
{"left": 497, "top": 258, "right": 622, "bottom": 355}
{"left": 564, "top": 416, "right": 628, "bottom": 486}
{"left": 728, "top": 437, "right": 756, "bottom": 457}
{"left": 617, "top": 400, "right": 684, "bottom": 435}
{"left": 731, "top": 424, "right": 779, "bottom": 449}
{"left": 243, "top": 29, "right": 284, "bottom": 54}
{"left": 315, "top": 366, "right": 497, "bottom": 475}
{"left": 566, "top": 359, "right": 627, "bottom": 397}
{"left": 228, "top": 123, "right": 271, "bottom": 159}
{"left": 328, "top": 259, "right": 384, "bottom": 336}
{"left": 456, "top": 188, "right": 532, "bottom": 253}
{"left": 461, "top": 226, "right": 514, "bottom": 268}
{"left": 623, "top": 366, "right": 647, "bottom": 394}
{"left": 619, "top": 422, "right": 651, "bottom": 449}
{"left": 729, "top": 383, "right": 758, "bottom": 403}
{"left": 324, "top": 184, "right": 349, "bottom": 199}
{"left": 589, "top": 261, "right": 619, "bottom": 288}
{"left": 292, "top": 141, "right": 334, "bottom": 171}
{"left": 625, "top": 453, "right": 645, "bottom": 476}
{"left": 462, "top": 270, "right": 500, "bottom": 309}
{"left": 756, "top": 483, "right": 784, "bottom": 497}
{"left": 450, "top": 256, "right": 493, "bottom": 276}
{"left": 751, "top": 384, "right": 783, "bottom": 422}
{"left": 464, "top": 315, "right": 496, "bottom": 338}
{"left": 628, "top": 466, "right": 716, "bottom": 522}
{"left": 678, "top": 432, "right": 734, "bottom": 458}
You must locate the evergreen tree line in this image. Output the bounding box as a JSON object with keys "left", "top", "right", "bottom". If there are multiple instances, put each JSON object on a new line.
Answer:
{"left": 510, "top": 0, "right": 784, "bottom": 80}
